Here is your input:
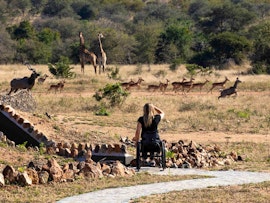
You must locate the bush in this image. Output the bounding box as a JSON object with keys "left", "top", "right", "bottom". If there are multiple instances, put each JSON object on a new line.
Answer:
{"left": 95, "top": 104, "right": 110, "bottom": 116}
{"left": 249, "top": 63, "right": 270, "bottom": 74}
{"left": 48, "top": 56, "right": 76, "bottom": 78}
{"left": 169, "top": 58, "right": 182, "bottom": 71}
{"left": 107, "top": 66, "right": 120, "bottom": 80}
{"left": 93, "top": 83, "right": 129, "bottom": 108}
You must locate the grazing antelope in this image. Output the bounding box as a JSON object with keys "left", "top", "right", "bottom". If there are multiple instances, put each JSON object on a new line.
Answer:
{"left": 218, "top": 77, "right": 241, "bottom": 99}
{"left": 188, "top": 79, "right": 209, "bottom": 93}
{"left": 208, "top": 76, "right": 230, "bottom": 94}
{"left": 171, "top": 78, "right": 187, "bottom": 93}
{"left": 160, "top": 79, "right": 170, "bottom": 93}
{"left": 37, "top": 74, "right": 49, "bottom": 84}
{"left": 48, "top": 81, "right": 65, "bottom": 93}
{"left": 7, "top": 63, "right": 40, "bottom": 95}
{"left": 126, "top": 78, "right": 144, "bottom": 91}
{"left": 120, "top": 79, "right": 135, "bottom": 90}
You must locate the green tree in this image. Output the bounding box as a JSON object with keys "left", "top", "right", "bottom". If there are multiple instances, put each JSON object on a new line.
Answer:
{"left": 15, "top": 39, "right": 52, "bottom": 63}
{"left": 9, "top": 21, "right": 35, "bottom": 40}
{"left": 200, "top": 2, "right": 256, "bottom": 34}
{"left": 248, "top": 22, "right": 270, "bottom": 74}
{"left": 30, "top": 0, "right": 47, "bottom": 13}
{"left": 42, "top": 0, "right": 72, "bottom": 17}
{"left": 134, "top": 22, "right": 163, "bottom": 64}
{"left": 40, "top": 17, "right": 80, "bottom": 40}
{"left": 0, "top": 28, "right": 15, "bottom": 63}
{"left": 209, "top": 32, "right": 251, "bottom": 65}
{"left": 188, "top": 0, "right": 211, "bottom": 21}
{"left": 0, "top": 0, "right": 7, "bottom": 23}
{"left": 156, "top": 21, "right": 193, "bottom": 63}
{"left": 8, "top": 0, "right": 31, "bottom": 15}
{"left": 133, "top": 3, "right": 183, "bottom": 24}
{"left": 37, "top": 28, "right": 60, "bottom": 44}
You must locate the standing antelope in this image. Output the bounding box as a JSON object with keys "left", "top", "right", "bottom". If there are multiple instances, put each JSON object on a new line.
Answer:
{"left": 208, "top": 76, "right": 230, "bottom": 94}
{"left": 126, "top": 78, "right": 144, "bottom": 91}
{"left": 37, "top": 74, "right": 49, "bottom": 84}
{"left": 188, "top": 79, "right": 209, "bottom": 93}
{"left": 160, "top": 79, "right": 170, "bottom": 93}
{"left": 48, "top": 81, "right": 65, "bottom": 93}
{"left": 218, "top": 77, "right": 241, "bottom": 99}
{"left": 7, "top": 63, "right": 40, "bottom": 95}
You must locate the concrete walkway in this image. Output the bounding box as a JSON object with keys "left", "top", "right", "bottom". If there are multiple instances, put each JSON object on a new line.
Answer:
{"left": 57, "top": 168, "right": 270, "bottom": 203}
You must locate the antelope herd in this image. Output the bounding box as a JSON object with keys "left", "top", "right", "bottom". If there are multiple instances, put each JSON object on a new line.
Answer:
{"left": 120, "top": 76, "right": 242, "bottom": 98}
{"left": 5, "top": 63, "right": 241, "bottom": 99}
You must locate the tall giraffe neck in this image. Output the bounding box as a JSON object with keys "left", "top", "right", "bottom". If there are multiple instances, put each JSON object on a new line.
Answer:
{"left": 79, "top": 32, "right": 85, "bottom": 46}
{"left": 98, "top": 36, "right": 103, "bottom": 52}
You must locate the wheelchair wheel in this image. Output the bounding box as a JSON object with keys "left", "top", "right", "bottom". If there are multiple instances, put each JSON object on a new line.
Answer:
{"left": 160, "top": 141, "right": 166, "bottom": 170}
{"left": 136, "top": 142, "right": 141, "bottom": 171}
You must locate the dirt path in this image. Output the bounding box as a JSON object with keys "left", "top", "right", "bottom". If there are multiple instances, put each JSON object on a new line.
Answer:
{"left": 161, "top": 131, "right": 270, "bottom": 144}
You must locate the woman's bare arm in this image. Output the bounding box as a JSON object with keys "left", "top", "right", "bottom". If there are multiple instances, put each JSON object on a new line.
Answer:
{"left": 153, "top": 105, "right": 165, "bottom": 119}
{"left": 132, "top": 122, "right": 142, "bottom": 142}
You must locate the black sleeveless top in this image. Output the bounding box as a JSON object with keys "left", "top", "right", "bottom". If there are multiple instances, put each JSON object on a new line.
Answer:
{"left": 138, "top": 115, "right": 161, "bottom": 135}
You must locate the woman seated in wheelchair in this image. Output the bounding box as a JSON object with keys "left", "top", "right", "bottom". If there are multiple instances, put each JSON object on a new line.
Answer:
{"left": 132, "top": 103, "right": 165, "bottom": 167}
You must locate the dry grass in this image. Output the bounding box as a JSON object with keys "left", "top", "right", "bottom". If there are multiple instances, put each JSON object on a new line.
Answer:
{"left": 0, "top": 64, "right": 270, "bottom": 202}
{"left": 1, "top": 172, "right": 206, "bottom": 203}
{"left": 130, "top": 181, "right": 270, "bottom": 203}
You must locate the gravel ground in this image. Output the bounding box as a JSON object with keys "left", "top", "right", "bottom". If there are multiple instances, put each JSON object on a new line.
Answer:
{"left": 57, "top": 168, "right": 270, "bottom": 203}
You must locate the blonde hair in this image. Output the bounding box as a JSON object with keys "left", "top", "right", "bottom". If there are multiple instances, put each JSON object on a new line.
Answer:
{"left": 143, "top": 103, "right": 155, "bottom": 127}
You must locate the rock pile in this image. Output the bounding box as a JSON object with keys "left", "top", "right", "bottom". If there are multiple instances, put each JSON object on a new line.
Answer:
{"left": 121, "top": 137, "right": 241, "bottom": 169}
{"left": 0, "top": 90, "right": 37, "bottom": 112}
{"left": 163, "top": 140, "right": 240, "bottom": 168}
{"left": 0, "top": 158, "right": 135, "bottom": 187}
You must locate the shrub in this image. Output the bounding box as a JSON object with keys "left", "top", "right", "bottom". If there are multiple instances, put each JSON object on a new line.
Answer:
{"left": 169, "top": 58, "right": 182, "bottom": 71}
{"left": 93, "top": 83, "right": 129, "bottom": 108}
{"left": 107, "top": 66, "right": 120, "bottom": 80}
{"left": 95, "top": 104, "right": 110, "bottom": 116}
{"left": 48, "top": 56, "right": 76, "bottom": 78}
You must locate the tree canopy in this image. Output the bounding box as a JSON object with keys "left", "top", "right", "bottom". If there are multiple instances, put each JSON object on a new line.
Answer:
{"left": 1, "top": 0, "right": 270, "bottom": 73}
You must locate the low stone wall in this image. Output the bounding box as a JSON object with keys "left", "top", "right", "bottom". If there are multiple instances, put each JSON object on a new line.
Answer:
{"left": 47, "top": 141, "right": 134, "bottom": 165}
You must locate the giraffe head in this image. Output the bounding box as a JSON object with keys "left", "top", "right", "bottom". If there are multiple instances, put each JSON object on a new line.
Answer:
{"left": 79, "top": 32, "right": 83, "bottom": 38}
{"left": 98, "top": 33, "right": 104, "bottom": 39}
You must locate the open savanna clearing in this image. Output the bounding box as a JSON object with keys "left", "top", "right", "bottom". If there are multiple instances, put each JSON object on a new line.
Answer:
{"left": 0, "top": 64, "right": 270, "bottom": 202}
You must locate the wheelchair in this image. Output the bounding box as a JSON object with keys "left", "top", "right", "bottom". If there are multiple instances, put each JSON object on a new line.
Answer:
{"left": 135, "top": 135, "right": 166, "bottom": 171}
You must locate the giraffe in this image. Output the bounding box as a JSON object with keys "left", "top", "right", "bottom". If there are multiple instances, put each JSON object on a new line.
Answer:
{"left": 97, "top": 33, "right": 107, "bottom": 74}
{"left": 79, "top": 32, "right": 98, "bottom": 74}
